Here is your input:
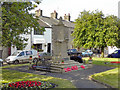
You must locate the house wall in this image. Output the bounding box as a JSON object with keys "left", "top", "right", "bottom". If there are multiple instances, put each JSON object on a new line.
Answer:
{"left": 32, "top": 28, "right": 52, "bottom": 52}
{"left": 11, "top": 28, "right": 52, "bottom": 54}
{"left": 2, "top": 47, "right": 8, "bottom": 59}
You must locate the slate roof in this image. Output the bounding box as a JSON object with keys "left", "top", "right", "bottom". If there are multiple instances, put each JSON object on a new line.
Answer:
{"left": 38, "top": 16, "right": 75, "bottom": 28}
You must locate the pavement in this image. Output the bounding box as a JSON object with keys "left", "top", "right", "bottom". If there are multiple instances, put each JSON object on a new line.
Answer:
{"left": 3, "top": 64, "right": 115, "bottom": 88}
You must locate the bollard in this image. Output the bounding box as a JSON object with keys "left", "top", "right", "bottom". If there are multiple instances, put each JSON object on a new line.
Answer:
{"left": 88, "top": 56, "right": 93, "bottom": 64}
{"left": 83, "top": 59, "right": 86, "bottom": 64}
{"left": 88, "top": 56, "right": 93, "bottom": 68}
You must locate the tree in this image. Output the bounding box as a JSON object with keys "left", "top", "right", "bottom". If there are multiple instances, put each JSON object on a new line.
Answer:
{"left": 72, "top": 10, "right": 119, "bottom": 57}
{"left": 1, "top": 1, "right": 44, "bottom": 49}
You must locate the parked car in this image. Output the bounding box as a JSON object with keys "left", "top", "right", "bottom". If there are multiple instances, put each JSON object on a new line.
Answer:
{"left": 82, "top": 49, "right": 93, "bottom": 57}
{"left": 70, "top": 54, "right": 83, "bottom": 63}
{"left": 67, "top": 49, "right": 81, "bottom": 56}
{"left": 0, "top": 59, "right": 3, "bottom": 66}
{"left": 107, "top": 50, "right": 120, "bottom": 58}
{"left": 5, "top": 49, "right": 38, "bottom": 64}
{"left": 38, "top": 52, "right": 52, "bottom": 60}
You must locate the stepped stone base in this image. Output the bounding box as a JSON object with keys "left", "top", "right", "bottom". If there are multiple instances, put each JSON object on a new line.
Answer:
{"left": 30, "top": 60, "right": 91, "bottom": 73}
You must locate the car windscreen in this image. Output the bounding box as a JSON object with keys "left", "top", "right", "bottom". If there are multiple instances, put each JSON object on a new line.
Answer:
{"left": 71, "top": 49, "right": 77, "bottom": 52}
{"left": 18, "top": 52, "right": 25, "bottom": 56}
{"left": 113, "top": 50, "right": 118, "bottom": 54}
{"left": 11, "top": 52, "right": 20, "bottom": 56}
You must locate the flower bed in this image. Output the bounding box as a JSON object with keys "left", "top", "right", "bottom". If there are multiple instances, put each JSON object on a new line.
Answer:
{"left": 2, "top": 80, "right": 57, "bottom": 89}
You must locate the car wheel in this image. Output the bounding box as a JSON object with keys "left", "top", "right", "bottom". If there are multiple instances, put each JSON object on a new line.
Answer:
{"left": 14, "top": 60, "right": 19, "bottom": 64}
{"left": 110, "top": 55, "right": 113, "bottom": 58}
{"left": 7, "top": 63, "right": 11, "bottom": 65}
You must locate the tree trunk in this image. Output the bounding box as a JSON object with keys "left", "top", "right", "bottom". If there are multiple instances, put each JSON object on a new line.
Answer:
{"left": 101, "top": 47, "right": 104, "bottom": 58}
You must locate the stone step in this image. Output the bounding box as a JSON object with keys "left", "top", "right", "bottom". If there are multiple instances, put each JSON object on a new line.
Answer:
{"left": 31, "top": 59, "right": 88, "bottom": 73}
{"left": 51, "top": 62, "right": 83, "bottom": 66}
{"left": 49, "top": 69, "right": 63, "bottom": 73}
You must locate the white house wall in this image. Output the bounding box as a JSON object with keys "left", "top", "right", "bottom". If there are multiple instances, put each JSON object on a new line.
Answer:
{"left": 11, "top": 28, "right": 52, "bottom": 54}
{"left": 44, "top": 28, "right": 52, "bottom": 43}
{"left": 32, "top": 28, "right": 52, "bottom": 52}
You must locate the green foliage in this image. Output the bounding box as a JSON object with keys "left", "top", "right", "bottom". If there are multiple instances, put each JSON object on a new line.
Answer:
{"left": 1, "top": 2, "right": 45, "bottom": 49}
{"left": 72, "top": 10, "right": 120, "bottom": 57}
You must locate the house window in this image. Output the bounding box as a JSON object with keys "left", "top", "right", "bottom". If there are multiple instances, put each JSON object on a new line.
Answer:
{"left": 33, "top": 44, "right": 42, "bottom": 52}
{"left": 34, "top": 29, "right": 44, "bottom": 35}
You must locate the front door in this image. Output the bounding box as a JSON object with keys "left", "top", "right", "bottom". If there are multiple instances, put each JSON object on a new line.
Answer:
{"left": 47, "top": 43, "right": 51, "bottom": 53}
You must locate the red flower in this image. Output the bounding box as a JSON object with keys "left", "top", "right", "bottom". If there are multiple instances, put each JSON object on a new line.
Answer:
{"left": 35, "top": 82, "right": 38, "bottom": 86}
{"left": 23, "top": 81, "right": 26, "bottom": 83}
{"left": 7, "top": 81, "right": 43, "bottom": 88}
{"left": 67, "top": 67, "right": 71, "bottom": 71}
{"left": 29, "top": 81, "right": 32, "bottom": 84}
{"left": 111, "top": 61, "right": 120, "bottom": 63}
{"left": 21, "top": 81, "right": 23, "bottom": 83}
{"left": 64, "top": 68, "right": 68, "bottom": 72}
{"left": 31, "top": 84, "right": 34, "bottom": 87}
{"left": 81, "top": 65, "right": 85, "bottom": 69}
{"left": 28, "top": 84, "right": 31, "bottom": 87}
{"left": 74, "top": 65, "right": 78, "bottom": 70}
{"left": 38, "top": 82, "right": 41, "bottom": 86}
{"left": 9, "top": 84, "right": 12, "bottom": 87}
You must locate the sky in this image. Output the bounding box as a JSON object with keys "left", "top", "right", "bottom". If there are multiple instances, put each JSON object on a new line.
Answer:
{"left": 31, "top": 0, "right": 120, "bottom": 21}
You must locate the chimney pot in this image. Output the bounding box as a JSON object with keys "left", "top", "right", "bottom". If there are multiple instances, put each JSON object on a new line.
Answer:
{"left": 64, "top": 13, "right": 71, "bottom": 21}
{"left": 35, "top": 9, "right": 42, "bottom": 17}
{"left": 51, "top": 10, "right": 58, "bottom": 19}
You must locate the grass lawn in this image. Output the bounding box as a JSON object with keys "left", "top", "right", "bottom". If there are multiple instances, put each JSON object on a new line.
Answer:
{"left": 0, "top": 64, "right": 76, "bottom": 89}
{"left": 91, "top": 67, "right": 119, "bottom": 88}
{"left": 83, "top": 57, "right": 119, "bottom": 88}
{"left": 83, "top": 57, "right": 119, "bottom": 67}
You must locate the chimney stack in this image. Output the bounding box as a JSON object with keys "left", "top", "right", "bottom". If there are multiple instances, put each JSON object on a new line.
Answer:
{"left": 64, "top": 13, "right": 71, "bottom": 21}
{"left": 51, "top": 10, "right": 58, "bottom": 19}
{"left": 35, "top": 9, "right": 42, "bottom": 17}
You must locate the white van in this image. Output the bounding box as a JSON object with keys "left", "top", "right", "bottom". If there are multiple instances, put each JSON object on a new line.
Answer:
{"left": 5, "top": 49, "right": 38, "bottom": 64}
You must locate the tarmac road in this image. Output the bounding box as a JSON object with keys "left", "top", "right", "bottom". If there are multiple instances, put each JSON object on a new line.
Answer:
{"left": 3, "top": 64, "right": 116, "bottom": 89}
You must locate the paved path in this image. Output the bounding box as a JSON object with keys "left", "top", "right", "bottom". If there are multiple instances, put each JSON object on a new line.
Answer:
{"left": 4, "top": 64, "right": 115, "bottom": 88}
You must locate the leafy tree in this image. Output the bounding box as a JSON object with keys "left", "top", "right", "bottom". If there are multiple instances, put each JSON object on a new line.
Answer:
{"left": 1, "top": 1, "right": 44, "bottom": 49}
{"left": 72, "top": 10, "right": 119, "bottom": 57}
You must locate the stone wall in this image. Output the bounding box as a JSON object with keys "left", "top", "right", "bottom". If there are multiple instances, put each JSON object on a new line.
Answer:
{"left": 0, "top": 47, "right": 8, "bottom": 59}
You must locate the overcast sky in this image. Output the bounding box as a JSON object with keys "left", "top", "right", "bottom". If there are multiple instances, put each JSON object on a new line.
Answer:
{"left": 31, "top": 0, "right": 120, "bottom": 21}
